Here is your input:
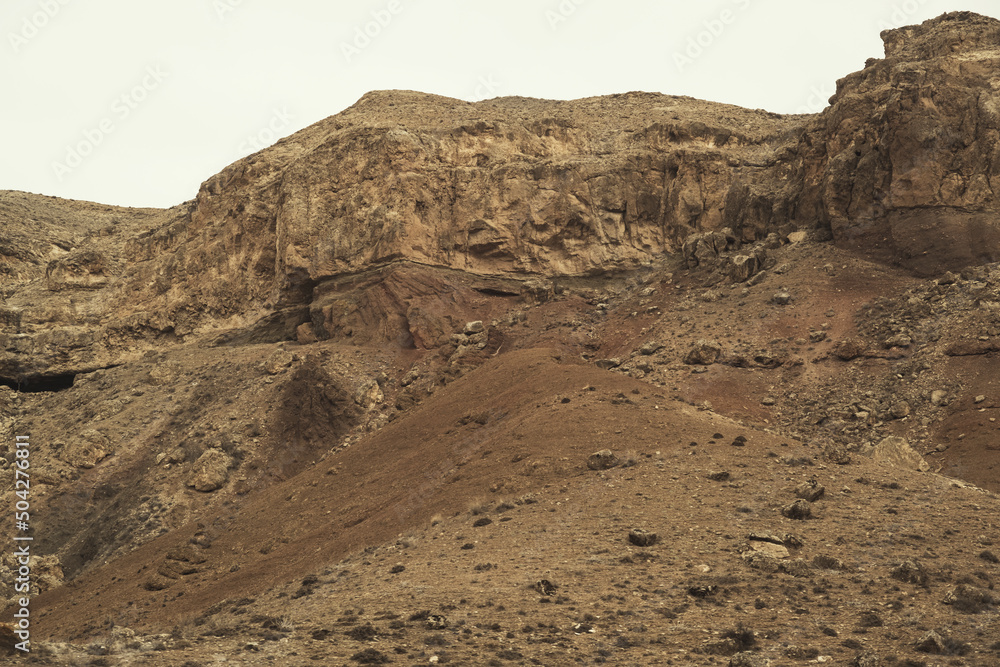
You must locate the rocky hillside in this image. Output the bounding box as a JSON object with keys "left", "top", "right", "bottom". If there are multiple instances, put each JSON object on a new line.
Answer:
{"left": 2, "top": 10, "right": 1000, "bottom": 666}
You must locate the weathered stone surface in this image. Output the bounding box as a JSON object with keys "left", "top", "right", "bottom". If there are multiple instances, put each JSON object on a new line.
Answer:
{"left": 781, "top": 499, "right": 813, "bottom": 520}
{"left": 58, "top": 429, "right": 112, "bottom": 469}
{"left": 45, "top": 250, "right": 111, "bottom": 291}
{"left": 587, "top": 449, "right": 620, "bottom": 470}
{"left": 914, "top": 630, "right": 947, "bottom": 654}
{"left": 833, "top": 339, "right": 866, "bottom": 361}
{"left": 871, "top": 436, "right": 930, "bottom": 472}
{"left": 263, "top": 349, "right": 295, "bottom": 375}
{"left": 891, "top": 559, "right": 929, "bottom": 586}
{"left": 684, "top": 339, "right": 722, "bottom": 365}
{"left": 353, "top": 379, "right": 384, "bottom": 410}
{"left": 187, "top": 449, "right": 233, "bottom": 493}
{"left": 748, "top": 541, "right": 789, "bottom": 559}
{"left": 628, "top": 528, "right": 658, "bottom": 547}
{"left": 794, "top": 481, "right": 826, "bottom": 502}
{"left": 729, "top": 650, "right": 770, "bottom": 666}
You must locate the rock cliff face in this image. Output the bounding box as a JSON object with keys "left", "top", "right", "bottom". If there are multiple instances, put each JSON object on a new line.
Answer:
{"left": 798, "top": 11, "right": 1000, "bottom": 275}
{"left": 3, "top": 11, "right": 1000, "bottom": 381}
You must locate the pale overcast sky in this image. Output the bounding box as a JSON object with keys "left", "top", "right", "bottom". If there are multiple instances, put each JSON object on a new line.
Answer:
{"left": 3, "top": 0, "right": 997, "bottom": 208}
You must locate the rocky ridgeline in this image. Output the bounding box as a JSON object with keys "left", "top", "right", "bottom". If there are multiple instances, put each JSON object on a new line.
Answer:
{"left": 2, "top": 12, "right": 1000, "bottom": 380}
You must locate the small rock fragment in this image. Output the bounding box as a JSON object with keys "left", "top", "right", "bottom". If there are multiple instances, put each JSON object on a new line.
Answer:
{"left": 729, "top": 651, "right": 770, "bottom": 666}
{"left": 771, "top": 291, "right": 792, "bottom": 306}
{"left": 833, "top": 339, "right": 866, "bottom": 361}
{"left": 890, "top": 559, "right": 928, "bottom": 586}
{"left": 889, "top": 401, "right": 911, "bottom": 419}
{"left": 534, "top": 579, "right": 557, "bottom": 596}
{"left": 587, "top": 450, "right": 620, "bottom": 470}
{"left": 628, "top": 529, "right": 658, "bottom": 547}
{"left": 426, "top": 615, "right": 448, "bottom": 629}
{"left": 794, "top": 480, "right": 825, "bottom": 502}
{"left": 684, "top": 339, "right": 722, "bottom": 365}
{"left": 781, "top": 499, "right": 812, "bottom": 520}
{"left": 914, "top": 630, "right": 947, "bottom": 654}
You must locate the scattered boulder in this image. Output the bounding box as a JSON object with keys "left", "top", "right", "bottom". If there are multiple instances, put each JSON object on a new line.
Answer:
{"left": 684, "top": 339, "right": 722, "bottom": 365}
{"left": 353, "top": 379, "right": 384, "bottom": 410}
{"left": 595, "top": 358, "right": 621, "bottom": 370}
{"left": 889, "top": 401, "right": 911, "bottom": 419}
{"left": 639, "top": 341, "right": 663, "bottom": 355}
{"left": 781, "top": 499, "right": 812, "bottom": 520}
{"left": 850, "top": 652, "right": 881, "bottom": 667}
{"left": 187, "top": 449, "right": 233, "bottom": 492}
{"left": 729, "top": 651, "right": 769, "bottom": 666}
{"left": 534, "top": 579, "right": 557, "bottom": 596}
{"left": 808, "top": 330, "right": 827, "bottom": 343}
{"left": 628, "top": 529, "right": 658, "bottom": 547}
{"left": 58, "top": 429, "right": 112, "bottom": 469}
{"left": 782, "top": 558, "right": 813, "bottom": 578}
{"left": 914, "top": 630, "right": 947, "bottom": 654}
{"left": 587, "top": 450, "right": 620, "bottom": 470}
{"left": 742, "top": 551, "right": 781, "bottom": 572}
{"left": 871, "top": 436, "right": 930, "bottom": 472}
{"left": 682, "top": 230, "right": 735, "bottom": 268}
{"left": 748, "top": 532, "right": 801, "bottom": 547}
{"left": 687, "top": 584, "right": 717, "bottom": 598}
{"left": 937, "top": 272, "right": 959, "bottom": 286}
{"left": 730, "top": 254, "right": 759, "bottom": 282}
{"left": 794, "top": 480, "right": 825, "bottom": 502}
{"left": 464, "top": 320, "right": 485, "bottom": 335}
{"left": 821, "top": 441, "right": 852, "bottom": 465}
{"left": 707, "top": 470, "right": 731, "bottom": 482}
{"left": 930, "top": 389, "right": 948, "bottom": 406}
{"left": 833, "top": 339, "right": 866, "bottom": 361}
{"left": 890, "top": 560, "right": 929, "bottom": 586}
{"left": 884, "top": 333, "right": 912, "bottom": 348}
{"left": 771, "top": 291, "right": 792, "bottom": 306}
{"left": 521, "top": 280, "right": 554, "bottom": 304}
{"left": 263, "top": 349, "right": 295, "bottom": 375}
{"left": 787, "top": 231, "right": 808, "bottom": 244}
{"left": 943, "top": 584, "right": 998, "bottom": 613}
{"left": 426, "top": 615, "right": 448, "bottom": 629}
{"left": 747, "top": 541, "right": 789, "bottom": 559}
{"left": 812, "top": 555, "right": 847, "bottom": 571}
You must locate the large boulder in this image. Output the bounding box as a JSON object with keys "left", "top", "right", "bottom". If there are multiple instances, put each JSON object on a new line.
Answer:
{"left": 871, "top": 436, "right": 931, "bottom": 472}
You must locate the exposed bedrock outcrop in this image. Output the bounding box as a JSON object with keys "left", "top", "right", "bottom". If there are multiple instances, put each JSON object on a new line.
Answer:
{"left": 2, "top": 11, "right": 998, "bottom": 375}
